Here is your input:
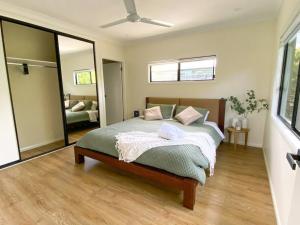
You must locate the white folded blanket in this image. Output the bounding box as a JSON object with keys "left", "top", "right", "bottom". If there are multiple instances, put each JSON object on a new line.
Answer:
{"left": 158, "top": 123, "right": 185, "bottom": 140}
{"left": 87, "top": 110, "right": 98, "bottom": 122}
{"left": 115, "top": 131, "right": 217, "bottom": 176}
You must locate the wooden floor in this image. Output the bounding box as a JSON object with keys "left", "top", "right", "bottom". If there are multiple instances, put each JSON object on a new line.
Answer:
{"left": 20, "top": 140, "right": 65, "bottom": 160}
{"left": 68, "top": 127, "right": 96, "bottom": 144}
{"left": 21, "top": 127, "right": 95, "bottom": 160}
{"left": 0, "top": 144, "right": 276, "bottom": 225}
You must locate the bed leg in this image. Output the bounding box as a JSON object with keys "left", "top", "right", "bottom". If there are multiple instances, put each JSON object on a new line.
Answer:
{"left": 74, "top": 147, "right": 84, "bottom": 164}
{"left": 182, "top": 178, "right": 198, "bottom": 210}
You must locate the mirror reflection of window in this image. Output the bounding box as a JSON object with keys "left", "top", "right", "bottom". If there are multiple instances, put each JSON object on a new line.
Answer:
{"left": 58, "top": 35, "right": 100, "bottom": 144}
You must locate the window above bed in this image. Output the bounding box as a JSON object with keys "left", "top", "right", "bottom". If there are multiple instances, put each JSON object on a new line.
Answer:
{"left": 149, "top": 56, "right": 217, "bottom": 83}
{"left": 73, "top": 69, "right": 96, "bottom": 85}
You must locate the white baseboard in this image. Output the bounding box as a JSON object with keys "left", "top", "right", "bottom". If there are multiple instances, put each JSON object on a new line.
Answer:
{"left": 262, "top": 148, "right": 281, "bottom": 225}
{"left": 224, "top": 140, "right": 262, "bottom": 148}
{"left": 20, "top": 138, "right": 64, "bottom": 152}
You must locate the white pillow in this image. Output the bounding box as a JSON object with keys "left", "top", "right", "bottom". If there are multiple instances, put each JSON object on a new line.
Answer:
{"left": 158, "top": 123, "right": 185, "bottom": 140}
{"left": 64, "top": 100, "right": 70, "bottom": 109}
{"left": 144, "top": 106, "right": 163, "bottom": 121}
{"left": 175, "top": 106, "right": 203, "bottom": 125}
{"left": 71, "top": 102, "right": 85, "bottom": 112}
{"left": 91, "top": 101, "right": 98, "bottom": 111}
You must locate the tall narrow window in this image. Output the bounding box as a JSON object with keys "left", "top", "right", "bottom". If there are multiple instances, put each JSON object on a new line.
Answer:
{"left": 278, "top": 29, "right": 300, "bottom": 134}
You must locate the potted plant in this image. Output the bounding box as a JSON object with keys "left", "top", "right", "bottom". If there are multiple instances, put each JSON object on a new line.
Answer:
{"left": 228, "top": 90, "right": 268, "bottom": 129}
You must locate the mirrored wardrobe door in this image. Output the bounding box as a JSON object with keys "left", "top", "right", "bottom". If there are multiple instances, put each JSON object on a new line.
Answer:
{"left": 57, "top": 35, "right": 100, "bottom": 144}
{"left": 1, "top": 21, "right": 65, "bottom": 160}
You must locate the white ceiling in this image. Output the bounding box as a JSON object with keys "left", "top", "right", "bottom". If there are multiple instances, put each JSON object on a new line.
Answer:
{"left": 3, "top": 0, "right": 281, "bottom": 42}
{"left": 58, "top": 35, "right": 93, "bottom": 55}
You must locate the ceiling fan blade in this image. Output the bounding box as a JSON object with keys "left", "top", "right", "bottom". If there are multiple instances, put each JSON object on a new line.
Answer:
{"left": 100, "top": 18, "right": 128, "bottom": 28}
{"left": 123, "top": 0, "right": 137, "bottom": 14}
{"left": 140, "top": 18, "right": 173, "bottom": 27}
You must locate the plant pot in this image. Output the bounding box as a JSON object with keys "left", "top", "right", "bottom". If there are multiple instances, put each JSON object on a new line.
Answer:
{"left": 241, "top": 117, "right": 248, "bottom": 129}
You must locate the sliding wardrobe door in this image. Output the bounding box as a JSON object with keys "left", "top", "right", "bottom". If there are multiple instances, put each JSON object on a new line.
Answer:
{"left": 1, "top": 21, "right": 65, "bottom": 160}
{"left": 57, "top": 35, "right": 100, "bottom": 144}
{"left": 0, "top": 22, "right": 20, "bottom": 166}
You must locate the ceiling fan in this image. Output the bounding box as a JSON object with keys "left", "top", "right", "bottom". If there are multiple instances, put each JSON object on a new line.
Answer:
{"left": 100, "top": 0, "right": 173, "bottom": 28}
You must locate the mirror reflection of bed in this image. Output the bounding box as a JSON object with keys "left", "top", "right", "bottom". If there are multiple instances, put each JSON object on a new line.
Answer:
{"left": 58, "top": 35, "right": 100, "bottom": 144}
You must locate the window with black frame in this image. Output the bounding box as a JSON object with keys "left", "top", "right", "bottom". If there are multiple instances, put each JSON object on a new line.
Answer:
{"left": 278, "top": 29, "right": 300, "bottom": 134}
{"left": 74, "top": 69, "right": 96, "bottom": 85}
{"left": 149, "top": 56, "right": 216, "bottom": 82}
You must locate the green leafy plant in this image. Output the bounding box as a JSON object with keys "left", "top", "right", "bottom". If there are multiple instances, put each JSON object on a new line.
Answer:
{"left": 228, "top": 90, "right": 268, "bottom": 118}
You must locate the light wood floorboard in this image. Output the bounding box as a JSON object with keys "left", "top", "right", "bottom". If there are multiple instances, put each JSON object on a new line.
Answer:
{"left": 21, "top": 127, "right": 95, "bottom": 160}
{"left": 0, "top": 143, "right": 275, "bottom": 225}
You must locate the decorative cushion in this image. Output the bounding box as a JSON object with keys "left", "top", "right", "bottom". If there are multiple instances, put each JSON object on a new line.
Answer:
{"left": 176, "top": 105, "right": 208, "bottom": 125}
{"left": 71, "top": 102, "right": 85, "bottom": 112}
{"left": 144, "top": 106, "right": 163, "bottom": 121}
{"left": 64, "top": 100, "right": 70, "bottom": 109}
{"left": 83, "top": 100, "right": 93, "bottom": 110}
{"left": 146, "top": 103, "right": 176, "bottom": 119}
{"left": 69, "top": 100, "right": 79, "bottom": 108}
{"left": 91, "top": 101, "right": 98, "bottom": 111}
{"left": 175, "top": 106, "right": 203, "bottom": 125}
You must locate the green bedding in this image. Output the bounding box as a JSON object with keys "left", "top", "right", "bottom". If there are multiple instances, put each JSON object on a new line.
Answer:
{"left": 76, "top": 118, "right": 223, "bottom": 185}
{"left": 66, "top": 109, "right": 90, "bottom": 124}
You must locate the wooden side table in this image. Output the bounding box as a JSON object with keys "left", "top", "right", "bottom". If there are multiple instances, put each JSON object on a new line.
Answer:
{"left": 227, "top": 127, "right": 249, "bottom": 150}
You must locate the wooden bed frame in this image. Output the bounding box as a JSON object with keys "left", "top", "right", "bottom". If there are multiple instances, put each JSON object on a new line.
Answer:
{"left": 74, "top": 97, "right": 226, "bottom": 210}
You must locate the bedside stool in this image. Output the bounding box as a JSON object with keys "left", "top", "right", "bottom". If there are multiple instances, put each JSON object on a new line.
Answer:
{"left": 227, "top": 127, "right": 249, "bottom": 150}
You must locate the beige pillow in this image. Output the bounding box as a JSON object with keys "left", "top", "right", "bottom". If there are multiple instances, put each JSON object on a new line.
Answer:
{"left": 91, "top": 101, "right": 98, "bottom": 110}
{"left": 71, "top": 102, "right": 85, "bottom": 112}
{"left": 144, "top": 106, "right": 163, "bottom": 121}
{"left": 175, "top": 106, "right": 203, "bottom": 125}
{"left": 64, "top": 100, "right": 70, "bottom": 109}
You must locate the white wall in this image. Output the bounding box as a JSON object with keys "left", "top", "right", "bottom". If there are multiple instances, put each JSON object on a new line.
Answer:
{"left": 124, "top": 20, "right": 276, "bottom": 147}
{"left": 60, "top": 50, "right": 97, "bottom": 96}
{"left": 0, "top": 23, "right": 19, "bottom": 166}
{"left": 263, "top": 0, "right": 300, "bottom": 225}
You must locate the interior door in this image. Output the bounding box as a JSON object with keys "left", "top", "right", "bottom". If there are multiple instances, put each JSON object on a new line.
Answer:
{"left": 287, "top": 169, "right": 300, "bottom": 225}
{"left": 103, "top": 60, "right": 124, "bottom": 125}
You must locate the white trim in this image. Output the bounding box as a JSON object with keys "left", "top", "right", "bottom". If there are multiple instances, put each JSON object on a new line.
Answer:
{"left": 0, "top": 145, "right": 72, "bottom": 171}
{"left": 280, "top": 13, "right": 300, "bottom": 45}
{"left": 262, "top": 148, "right": 282, "bottom": 225}
{"left": 20, "top": 138, "right": 64, "bottom": 152}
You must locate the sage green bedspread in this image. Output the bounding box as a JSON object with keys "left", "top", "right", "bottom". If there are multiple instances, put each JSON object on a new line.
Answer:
{"left": 66, "top": 109, "right": 90, "bottom": 124}
{"left": 76, "top": 118, "right": 223, "bottom": 185}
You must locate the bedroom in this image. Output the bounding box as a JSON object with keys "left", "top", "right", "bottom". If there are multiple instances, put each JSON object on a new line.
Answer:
{"left": 0, "top": 0, "right": 299, "bottom": 225}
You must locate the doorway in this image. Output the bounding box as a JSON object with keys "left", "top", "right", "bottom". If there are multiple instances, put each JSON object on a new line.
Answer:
{"left": 102, "top": 59, "right": 124, "bottom": 125}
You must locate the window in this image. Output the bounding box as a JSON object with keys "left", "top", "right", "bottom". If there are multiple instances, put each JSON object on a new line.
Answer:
{"left": 74, "top": 70, "right": 96, "bottom": 85}
{"left": 149, "top": 56, "right": 216, "bottom": 82}
{"left": 278, "top": 29, "right": 300, "bottom": 134}
{"left": 150, "top": 62, "right": 178, "bottom": 82}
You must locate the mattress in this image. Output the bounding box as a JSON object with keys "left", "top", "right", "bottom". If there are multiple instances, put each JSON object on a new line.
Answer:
{"left": 76, "top": 118, "right": 223, "bottom": 184}
{"left": 65, "top": 109, "right": 90, "bottom": 124}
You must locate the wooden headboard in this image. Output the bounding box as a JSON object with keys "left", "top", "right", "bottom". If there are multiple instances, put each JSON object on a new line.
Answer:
{"left": 69, "top": 95, "right": 98, "bottom": 101}
{"left": 146, "top": 97, "right": 226, "bottom": 132}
